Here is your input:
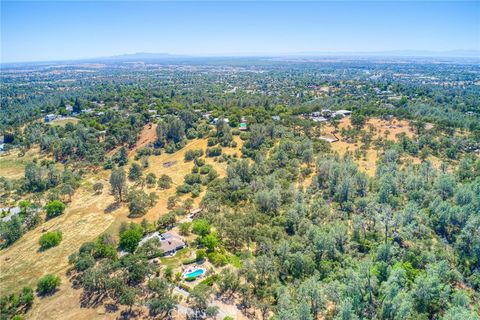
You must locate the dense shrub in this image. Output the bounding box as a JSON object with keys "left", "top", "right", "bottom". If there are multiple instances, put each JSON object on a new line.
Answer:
{"left": 44, "top": 200, "right": 65, "bottom": 219}
{"left": 39, "top": 231, "right": 63, "bottom": 250}
{"left": 206, "top": 147, "right": 222, "bottom": 157}
{"left": 176, "top": 184, "right": 192, "bottom": 194}
{"left": 192, "top": 219, "right": 210, "bottom": 236}
{"left": 158, "top": 174, "right": 173, "bottom": 189}
{"left": 119, "top": 224, "right": 144, "bottom": 253}
{"left": 36, "top": 275, "right": 61, "bottom": 295}
{"left": 184, "top": 149, "right": 203, "bottom": 161}
{"left": 207, "top": 252, "right": 228, "bottom": 266}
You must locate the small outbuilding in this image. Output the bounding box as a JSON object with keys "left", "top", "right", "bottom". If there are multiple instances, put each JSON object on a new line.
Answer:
{"left": 332, "top": 110, "right": 352, "bottom": 118}
{"left": 44, "top": 114, "right": 57, "bottom": 122}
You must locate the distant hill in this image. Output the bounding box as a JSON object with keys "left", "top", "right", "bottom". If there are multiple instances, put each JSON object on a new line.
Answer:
{"left": 2, "top": 50, "right": 479, "bottom": 65}
{"left": 98, "top": 52, "right": 184, "bottom": 61}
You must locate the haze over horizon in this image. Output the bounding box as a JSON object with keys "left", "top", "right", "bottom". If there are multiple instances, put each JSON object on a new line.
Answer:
{"left": 2, "top": 1, "right": 479, "bottom": 63}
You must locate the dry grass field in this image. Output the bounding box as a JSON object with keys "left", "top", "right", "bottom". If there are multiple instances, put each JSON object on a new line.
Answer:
{"left": 0, "top": 175, "right": 118, "bottom": 294}
{"left": 0, "top": 129, "right": 245, "bottom": 319}
{"left": 26, "top": 280, "right": 108, "bottom": 320}
{"left": 0, "top": 147, "right": 55, "bottom": 180}
{"left": 138, "top": 135, "right": 243, "bottom": 222}
{"left": 0, "top": 170, "right": 120, "bottom": 319}
{"left": 47, "top": 117, "right": 80, "bottom": 127}
{"left": 319, "top": 117, "right": 416, "bottom": 176}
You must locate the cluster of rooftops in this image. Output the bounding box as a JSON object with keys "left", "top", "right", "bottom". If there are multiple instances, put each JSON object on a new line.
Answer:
{"left": 305, "top": 109, "right": 352, "bottom": 123}
{"left": 196, "top": 109, "right": 352, "bottom": 129}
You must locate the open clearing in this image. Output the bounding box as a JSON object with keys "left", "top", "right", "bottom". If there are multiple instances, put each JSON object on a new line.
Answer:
{"left": 319, "top": 117, "right": 416, "bottom": 176}
{"left": 0, "top": 175, "right": 118, "bottom": 295}
{"left": 136, "top": 135, "right": 243, "bottom": 222}
{"left": 0, "top": 147, "right": 53, "bottom": 180}
{"left": 47, "top": 117, "right": 80, "bottom": 127}
{"left": 0, "top": 172, "right": 119, "bottom": 318}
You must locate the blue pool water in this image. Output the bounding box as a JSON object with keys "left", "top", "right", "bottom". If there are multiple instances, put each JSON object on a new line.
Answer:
{"left": 185, "top": 269, "right": 205, "bottom": 278}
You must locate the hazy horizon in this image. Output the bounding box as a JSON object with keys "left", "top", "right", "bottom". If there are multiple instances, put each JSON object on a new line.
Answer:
{"left": 3, "top": 50, "right": 480, "bottom": 65}
{"left": 2, "top": 1, "right": 479, "bottom": 63}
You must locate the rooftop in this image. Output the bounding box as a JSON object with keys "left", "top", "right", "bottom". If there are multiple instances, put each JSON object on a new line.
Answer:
{"left": 139, "top": 231, "right": 186, "bottom": 254}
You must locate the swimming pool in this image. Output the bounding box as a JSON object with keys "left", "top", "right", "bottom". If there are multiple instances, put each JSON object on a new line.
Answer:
{"left": 184, "top": 268, "right": 205, "bottom": 279}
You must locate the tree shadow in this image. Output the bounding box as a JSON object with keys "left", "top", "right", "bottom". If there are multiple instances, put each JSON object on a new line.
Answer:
{"left": 36, "top": 288, "right": 59, "bottom": 298}
{"left": 80, "top": 291, "right": 107, "bottom": 308}
{"left": 105, "top": 303, "right": 119, "bottom": 313}
{"left": 104, "top": 202, "right": 121, "bottom": 214}
{"left": 118, "top": 309, "right": 141, "bottom": 319}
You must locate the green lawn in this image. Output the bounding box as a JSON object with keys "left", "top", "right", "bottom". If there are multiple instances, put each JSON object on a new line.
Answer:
{"left": 160, "top": 247, "right": 192, "bottom": 269}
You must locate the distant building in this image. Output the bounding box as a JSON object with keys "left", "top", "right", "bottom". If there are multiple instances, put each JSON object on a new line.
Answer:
{"left": 321, "top": 109, "right": 332, "bottom": 116}
{"left": 311, "top": 116, "right": 328, "bottom": 123}
{"left": 147, "top": 109, "right": 157, "bottom": 118}
{"left": 44, "top": 114, "right": 57, "bottom": 122}
{"left": 0, "top": 207, "right": 21, "bottom": 223}
{"left": 239, "top": 123, "right": 248, "bottom": 131}
{"left": 190, "top": 208, "right": 202, "bottom": 217}
{"left": 159, "top": 232, "right": 186, "bottom": 255}
{"left": 239, "top": 117, "right": 248, "bottom": 131}
{"left": 380, "top": 103, "right": 395, "bottom": 110}
{"left": 319, "top": 137, "right": 338, "bottom": 143}
{"left": 332, "top": 110, "right": 352, "bottom": 118}
{"left": 307, "top": 111, "right": 328, "bottom": 122}
{"left": 92, "top": 101, "right": 105, "bottom": 108}
{"left": 212, "top": 118, "right": 229, "bottom": 124}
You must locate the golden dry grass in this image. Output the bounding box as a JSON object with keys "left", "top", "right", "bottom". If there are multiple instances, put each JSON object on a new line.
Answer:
{"left": 139, "top": 136, "right": 243, "bottom": 222}
{"left": 27, "top": 280, "right": 108, "bottom": 320}
{"left": 330, "top": 140, "right": 379, "bottom": 176}
{"left": 0, "top": 147, "right": 54, "bottom": 180}
{"left": 1, "top": 134, "right": 244, "bottom": 319}
{"left": 0, "top": 175, "right": 119, "bottom": 295}
{"left": 318, "top": 117, "right": 416, "bottom": 176}
{"left": 0, "top": 171, "right": 120, "bottom": 318}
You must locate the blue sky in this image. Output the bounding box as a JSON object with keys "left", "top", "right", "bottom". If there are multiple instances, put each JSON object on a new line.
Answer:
{"left": 1, "top": 1, "right": 479, "bottom": 62}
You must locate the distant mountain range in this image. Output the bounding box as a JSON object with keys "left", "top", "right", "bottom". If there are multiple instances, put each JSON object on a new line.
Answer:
{"left": 97, "top": 50, "right": 480, "bottom": 61}
{"left": 99, "top": 52, "right": 182, "bottom": 60}
{"left": 2, "top": 50, "right": 479, "bottom": 65}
